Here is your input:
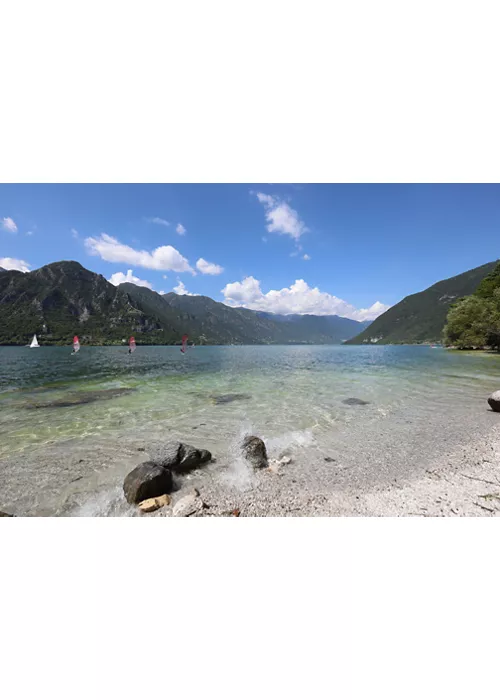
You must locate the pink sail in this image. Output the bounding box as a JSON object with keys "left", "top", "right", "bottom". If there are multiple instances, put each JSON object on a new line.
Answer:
{"left": 73, "top": 335, "right": 80, "bottom": 353}
{"left": 129, "top": 336, "right": 136, "bottom": 353}
{"left": 181, "top": 334, "right": 188, "bottom": 353}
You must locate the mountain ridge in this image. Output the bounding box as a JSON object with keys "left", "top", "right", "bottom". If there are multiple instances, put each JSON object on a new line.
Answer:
{"left": 345, "top": 260, "right": 498, "bottom": 345}
{"left": 0, "top": 261, "right": 367, "bottom": 345}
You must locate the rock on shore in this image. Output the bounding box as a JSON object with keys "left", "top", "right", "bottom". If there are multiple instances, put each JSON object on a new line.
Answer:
{"left": 123, "top": 462, "right": 173, "bottom": 504}
{"left": 487, "top": 390, "right": 500, "bottom": 412}
{"left": 148, "top": 441, "right": 212, "bottom": 473}
{"left": 241, "top": 435, "right": 268, "bottom": 469}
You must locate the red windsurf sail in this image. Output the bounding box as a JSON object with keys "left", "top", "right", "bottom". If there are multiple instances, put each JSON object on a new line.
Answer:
{"left": 129, "top": 336, "right": 136, "bottom": 353}
{"left": 73, "top": 336, "right": 80, "bottom": 353}
{"left": 181, "top": 334, "right": 188, "bottom": 353}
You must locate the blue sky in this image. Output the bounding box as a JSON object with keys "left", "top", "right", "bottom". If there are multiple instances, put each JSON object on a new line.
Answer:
{"left": 1, "top": 184, "right": 499, "bottom": 321}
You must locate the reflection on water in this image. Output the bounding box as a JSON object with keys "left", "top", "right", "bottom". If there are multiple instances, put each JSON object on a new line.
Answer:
{"left": 1, "top": 345, "right": 500, "bottom": 460}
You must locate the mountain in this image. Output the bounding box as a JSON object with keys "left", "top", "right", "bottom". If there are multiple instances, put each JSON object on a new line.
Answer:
{"left": 346, "top": 261, "right": 498, "bottom": 345}
{"left": 0, "top": 261, "right": 166, "bottom": 345}
{"left": 255, "top": 311, "right": 371, "bottom": 342}
{"left": 0, "top": 261, "right": 367, "bottom": 345}
{"left": 121, "top": 285, "right": 367, "bottom": 344}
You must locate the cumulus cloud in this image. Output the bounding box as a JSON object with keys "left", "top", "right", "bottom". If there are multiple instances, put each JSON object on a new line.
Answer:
{"left": 108, "top": 269, "right": 154, "bottom": 289}
{"left": 176, "top": 223, "right": 186, "bottom": 235}
{"left": 85, "top": 233, "right": 194, "bottom": 273}
{"left": 196, "top": 257, "right": 224, "bottom": 275}
{"left": 173, "top": 280, "right": 199, "bottom": 296}
{"left": 71, "top": 228, "right": 79, "bottom": 239}
{"left": 1, "top": 217, "right": 18, "bottom": 233}
{"left": 145, "top": 217, "right": 170, "bottom": 227}
{"left": 221, "top": 277, "right": 389, "bottom": 321}
{"left": 255, "top": 193, "right": 308, "bottom": 241}
{"left": 303, "top": 254, "right": 311, "bottom": 261}
{"left": 0, "top": 256, "right": 31, "bottom": 272}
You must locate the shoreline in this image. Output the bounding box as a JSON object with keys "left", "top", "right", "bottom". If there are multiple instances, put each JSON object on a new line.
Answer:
{"left": 157, "top": 422, "right": 500, "bottom": 517}
{"left": 0, "top": 425, "right": 500, "bottom": 517}
{"left": 3, "top": 415, "right": 499, "bottom": 517}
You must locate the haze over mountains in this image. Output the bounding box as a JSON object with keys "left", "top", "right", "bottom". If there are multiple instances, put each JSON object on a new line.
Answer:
{"left": 0, "top": 261, "right": 368, "bottom": 345}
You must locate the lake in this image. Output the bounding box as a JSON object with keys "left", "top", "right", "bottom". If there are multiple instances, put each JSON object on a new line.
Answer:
{"left": 1, "top": 345, "right": 500, "bottom": 515}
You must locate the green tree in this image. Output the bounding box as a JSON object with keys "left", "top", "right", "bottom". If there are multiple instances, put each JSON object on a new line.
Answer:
{"left": 443, "top": 293, "right": 500, "bottom": 350}
{"left": 474, "top": 261, "right": 500, "bottom": 299}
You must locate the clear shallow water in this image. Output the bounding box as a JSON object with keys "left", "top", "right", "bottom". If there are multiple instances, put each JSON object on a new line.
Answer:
{"left": 1, "top": 345, "right": 500, "bottom": 515}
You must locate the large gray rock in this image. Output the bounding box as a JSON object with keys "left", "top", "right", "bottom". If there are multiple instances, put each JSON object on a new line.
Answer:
{"left": 148, "top": 441, "right": 212, "bottom": 473}
{"left": 123, "top": 462, "right": 173, "bottom": 504}
{"left": 488, "top": 390, "right": 500, "bottom": 412}
{"left": 241, "top": 435, "right": 268, "bottom": 469}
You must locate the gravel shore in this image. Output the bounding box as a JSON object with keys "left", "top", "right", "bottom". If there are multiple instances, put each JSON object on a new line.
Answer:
{"left": 148, "top": 423, "right": 500, "bottom": 518}
{"left": 2, "top": 404, "right": 500, "bottom": 517}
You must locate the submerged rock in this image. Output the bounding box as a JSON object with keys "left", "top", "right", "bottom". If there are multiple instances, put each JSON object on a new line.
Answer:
{"left": 138, "top": 494, "right": 171, "bottom": 513}
{"left": 123, "top": 462, "right": 173, "bottom": 504}
{"left": 148, "top": 441, "right": 212, "bottom": 473}
{"left": 210, "top": 393, "right": 251, "bottom": 405}
{"left": 487, "top": 390, "right": 500, "bottom": 412}
{"left": 342, "top": 397, "right": 370, "bottom": 406}
{"left": 26, "top": 388, "right": 135, "bottom": 409}
{"left": 242, "top": 435, "right": 268, "bottom": 469}
{"left": 172, "top": 489, "right": 205, "bottom": 517}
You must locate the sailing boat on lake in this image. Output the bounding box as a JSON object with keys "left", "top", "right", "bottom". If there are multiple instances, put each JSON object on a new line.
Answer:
{"left": 29, "top": 334, "right": 40, "bottom": 348}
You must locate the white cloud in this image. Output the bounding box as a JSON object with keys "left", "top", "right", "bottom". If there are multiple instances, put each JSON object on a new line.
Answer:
{"left": 26, "top": 230, "right": 33, "bottom": 236}
{"left": 1, "top": 217, "right": 18, "bottom": 233}
{"left": 145, "top": 217, "right": 170, "bottom": 227}
{"left": 303, "top": 254, "right": 311, "bottom": 260}
{"left": 255, "top": 193, "right": 308, "bottom": 241}
{"left": 352, "top": 301, "right": 391, "bottom": 322}
{"left": 173, "top": 280, "right": 199, "bottom": 296}
{"left": 176, "top": 223, "right": 186, "bottom": 235}
{"left": 159, "top": 290, "right": 165, "bottom": 295}
{"left": 221, "top": 277, "right": 390, "bottom": 321}
{"left": 85, "top": 233, "right": 194, "bottom": 273}
{"left": 71, "top": 228, "right": 79, "bottom": 239}
{"left": 162, "top": 274, "right": 168, "bottom": 279}
{"left": 0, "top": 256, "right": 31, "bottom": 272}
{"left": 196, "top": 257, "right": 224, "bottom": 275}
{"left": 108, "top": 269, "right": 154, "bottom": 289}
{"left": 262, "top": 236, "right": 268, "bottom": 243}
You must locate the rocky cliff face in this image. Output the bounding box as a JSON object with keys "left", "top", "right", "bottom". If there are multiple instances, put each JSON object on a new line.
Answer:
{"left": 0, "top": 261, "right": 162, "bottom": 345}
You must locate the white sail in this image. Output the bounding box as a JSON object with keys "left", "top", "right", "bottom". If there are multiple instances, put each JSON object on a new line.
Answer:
{"left": 30, "top": 334, "right": 40, "bottom": 348}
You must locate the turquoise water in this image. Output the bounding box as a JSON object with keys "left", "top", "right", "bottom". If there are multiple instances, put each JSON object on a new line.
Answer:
{"left": 1, "top": 345, "right": 500, "bottom": 515}
{"left": 1, "top": 344, "right": 500, "bottom": 460}
{"left": 0, "top": 346, "right": 500, "bottom": 458}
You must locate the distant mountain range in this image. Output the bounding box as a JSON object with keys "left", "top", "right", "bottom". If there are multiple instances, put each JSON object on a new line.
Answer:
{"left": 346, "top": 261, "right": 498, "bottom": 345}
{"left": 0, "top": 261, "right": 368, "bottom": 345}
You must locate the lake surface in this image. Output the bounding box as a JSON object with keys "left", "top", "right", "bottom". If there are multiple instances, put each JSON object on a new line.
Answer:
{"left": 1, "top": 345, "right": 500, "bottom": 515}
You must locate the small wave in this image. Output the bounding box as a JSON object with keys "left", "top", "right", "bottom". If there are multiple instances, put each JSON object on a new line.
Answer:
{"left": 71, "top": 486, "right": 136, "bottom": 517}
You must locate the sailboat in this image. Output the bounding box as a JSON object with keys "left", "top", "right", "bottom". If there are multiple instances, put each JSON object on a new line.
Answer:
{"left": 29, "top": 334, "right": 40, "bottom": 348}
{"left": 72, "top": 336, "right": 81, "bottom": 354}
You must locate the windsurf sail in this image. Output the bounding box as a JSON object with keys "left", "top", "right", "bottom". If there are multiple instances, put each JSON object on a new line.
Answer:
{"left": 181, "top": 334, "right": 188, "bottom": 353}
{"left": 30, "top": 334, "right": 40, "bottom": 348}
{"left": 73, "top": 335, "right": 80, "bottom": 353}
{"left": 129, "top": 336, "right": 136, "bottom": 353}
